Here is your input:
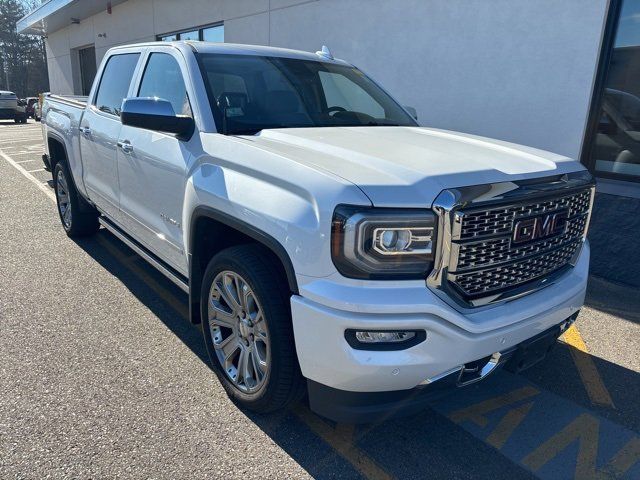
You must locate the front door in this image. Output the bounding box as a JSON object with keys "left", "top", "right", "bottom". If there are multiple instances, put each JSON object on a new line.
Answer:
{"left": 80, "top": 52, "right": 140, "bottom": 219}
{"left": 116, "top": 51, "right": 194, "bottom": 274}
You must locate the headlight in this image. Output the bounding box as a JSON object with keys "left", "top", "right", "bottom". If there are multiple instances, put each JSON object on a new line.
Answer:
{"left": 331, "top": 205, "right": 437, "bottom": 279}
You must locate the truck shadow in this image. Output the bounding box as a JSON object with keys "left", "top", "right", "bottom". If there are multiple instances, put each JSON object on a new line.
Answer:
{"left": 71, "top": 228, "right": 640, "bottom": 480}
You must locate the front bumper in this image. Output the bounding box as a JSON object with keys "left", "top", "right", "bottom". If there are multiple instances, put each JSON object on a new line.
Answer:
{"left": 290, "top": 242, "right": 589, "bottom": 420}
{"left": 307, "top": 315, "right": 576, "bottom": 423}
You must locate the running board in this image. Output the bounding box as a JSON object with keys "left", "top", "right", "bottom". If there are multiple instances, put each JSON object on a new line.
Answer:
{"left": 99, "top": 217, "right": 189, "bottom": 293}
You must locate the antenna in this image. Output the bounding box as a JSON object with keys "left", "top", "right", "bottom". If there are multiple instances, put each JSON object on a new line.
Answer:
{"left": 315, "top": 45, "right": 334, "bottom": 60}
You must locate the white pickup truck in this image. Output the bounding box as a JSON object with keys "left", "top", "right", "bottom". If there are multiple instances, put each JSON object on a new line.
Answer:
{"left": 41, "top": 41, "right": 594, "bottom": 422}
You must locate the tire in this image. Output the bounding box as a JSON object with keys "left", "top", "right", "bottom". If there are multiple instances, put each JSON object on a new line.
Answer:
{"left": 53, "top": 162, "right": 100, "bottom": 236}
{"left": 14, "top": 118, "right": 19, "bottom": 124}
{"left": 201, "top": 244, "right": 305, "bottom": 413}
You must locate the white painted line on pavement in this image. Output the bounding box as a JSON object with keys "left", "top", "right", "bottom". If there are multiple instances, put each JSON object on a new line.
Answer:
{"left": 0, "top": 148, "right": 55, "bottom": 201}
{"left": 26, "top": 168, "right": 45, "bottom": 173}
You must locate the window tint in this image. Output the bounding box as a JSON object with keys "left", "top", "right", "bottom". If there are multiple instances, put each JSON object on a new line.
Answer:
{"left": 138, "top": 53, "right": 191, "bottom": 116}
{"left": 198, "top": 54, "right": 417, "bottom": 135}
{"left": 94, "top": 53, "right": 140, "bottom": 116}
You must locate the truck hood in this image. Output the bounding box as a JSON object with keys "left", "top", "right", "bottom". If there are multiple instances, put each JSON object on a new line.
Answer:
{"left": 238, "top": 126, "right": 585, "bottom": 207}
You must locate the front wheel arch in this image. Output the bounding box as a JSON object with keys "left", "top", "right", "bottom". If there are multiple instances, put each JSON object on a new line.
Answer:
{"left": 188, "top": 207, "right": 298, "bottom": 325}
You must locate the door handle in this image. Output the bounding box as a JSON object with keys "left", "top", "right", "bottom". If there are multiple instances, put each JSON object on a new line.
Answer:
{"left": 117, "top": 140, "right": 134, "bottom": 154}
{"left": 78, "top": 126, "right": 91, "bottom": 137}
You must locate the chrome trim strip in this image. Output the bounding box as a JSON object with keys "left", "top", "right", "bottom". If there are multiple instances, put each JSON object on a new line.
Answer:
{"left": 427, "top": 171, "right": 595, "bottom": 311}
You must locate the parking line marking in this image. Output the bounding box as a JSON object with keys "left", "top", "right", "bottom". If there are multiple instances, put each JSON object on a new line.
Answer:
{"left": 26, "top": 168, "right": 45, "bottom": 173}
{"left": 562, "top": 325, "right": 615, "bottom": 408}
{"left": 522, "top": 413, "right": 640, "bottom": 478}
{"left": 486, "top": 401, "right": 534, "bottom": 449}
{"left": 0, "top": 148, "right": 55, "bottom": 201}
{"left": 293, "top": 404, "right": 394, "bottom": 480}
{"left": 449, "top": 385, "right": 540, "bottom": 427}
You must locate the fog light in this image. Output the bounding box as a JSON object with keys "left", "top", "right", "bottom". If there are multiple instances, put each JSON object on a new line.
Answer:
{"left": 355, "top": 331, "right": 415, "bottom": 343}
{"left": 345, "top": 329, "right": 426, "bottom": 351}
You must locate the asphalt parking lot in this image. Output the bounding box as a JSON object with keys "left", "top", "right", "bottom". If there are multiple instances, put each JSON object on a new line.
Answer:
{"left": 1, "top": 120, "right": 639, "bottom": 479}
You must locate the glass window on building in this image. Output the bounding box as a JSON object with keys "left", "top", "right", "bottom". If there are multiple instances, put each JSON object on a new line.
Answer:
{"left": 586, "top": 0, "right": 640, "bottom": 181}
{"left": 202, "top": 25, "right": 224, "bottom": 43}
{"left": 179, "top": 30, "right": 199, "bottom": 41}
{"left": 158, "top": 24, "right": 224, "bottom": 43}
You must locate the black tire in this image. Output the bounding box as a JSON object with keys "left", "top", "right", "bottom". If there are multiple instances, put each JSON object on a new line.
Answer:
{"left": 201, "top": 244, "right": 305, "bottom": 413}
{"left": 53, "top": 162, "right": 100, "bottom": 236}
{"left": 14, "top": 118, "right": 19, "bottom": 124}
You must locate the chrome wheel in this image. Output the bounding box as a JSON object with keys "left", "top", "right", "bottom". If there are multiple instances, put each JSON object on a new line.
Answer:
{"left": 208, "top": 271, "right": 270, "bottom": 393}
{"left": 56, "top": 168, "right": 72, "bottom": 229}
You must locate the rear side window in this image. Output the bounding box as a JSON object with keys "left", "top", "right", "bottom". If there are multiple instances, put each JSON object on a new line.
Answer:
{"left": 138, "top": 53, "right": 192, "bottom": 116}
{"left": 94, "top": 53, "right": 140, "bottom": 116}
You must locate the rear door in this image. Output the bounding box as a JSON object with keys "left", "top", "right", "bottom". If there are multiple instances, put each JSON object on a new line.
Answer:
{"left": 80, "top": 52, "right": 141, "bottom": 219}
{"left": 116, "top": 48, "right": 194, "bottom": 274}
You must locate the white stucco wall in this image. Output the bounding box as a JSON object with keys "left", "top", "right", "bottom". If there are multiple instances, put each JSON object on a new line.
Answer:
{"left": 44, "top": 0, "right": 608, "bottom": 158}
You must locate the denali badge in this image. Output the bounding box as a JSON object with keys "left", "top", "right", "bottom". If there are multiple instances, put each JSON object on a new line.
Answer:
{"left": 512, "top": 209, "right": 569, "bottom": 245}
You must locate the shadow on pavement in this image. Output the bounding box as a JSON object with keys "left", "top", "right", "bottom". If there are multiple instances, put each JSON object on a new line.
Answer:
{"left": 585, "top": 275, "right": 640, "bottom": 324}
{"left": 70, "top": 228, "right": 639, "bottom": 480}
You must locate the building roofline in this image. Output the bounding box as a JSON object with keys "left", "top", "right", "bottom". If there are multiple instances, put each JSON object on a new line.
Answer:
{"left": 17, "top": 0, "right": 128, "bottom": 35}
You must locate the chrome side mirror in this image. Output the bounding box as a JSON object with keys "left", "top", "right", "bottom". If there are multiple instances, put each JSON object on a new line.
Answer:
{"left": 121, "top": 97, "right": 194, "bottom": 139}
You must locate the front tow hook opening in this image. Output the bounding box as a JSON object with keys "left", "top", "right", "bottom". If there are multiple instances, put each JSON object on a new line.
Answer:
{"left": 457, "top": 351, "right": 504, "bottom": 387}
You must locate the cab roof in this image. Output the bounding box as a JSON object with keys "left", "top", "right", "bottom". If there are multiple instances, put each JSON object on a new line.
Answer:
{"left": 108, "top": 41, "right": 351, "bottom": 66}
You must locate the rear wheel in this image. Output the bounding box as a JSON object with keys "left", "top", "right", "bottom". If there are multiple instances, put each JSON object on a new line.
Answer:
{"left": 53, "top": 162, "right": 99, "bottom": 236}
{"left": 201, "top": 244, "right": 304, "bottom": 413}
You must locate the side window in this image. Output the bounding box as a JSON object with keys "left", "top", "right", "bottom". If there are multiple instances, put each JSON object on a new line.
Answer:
{"left": 94, "top": 53, "right": 140, "bottom": 116}
{"left": 319, "top": 71, "right": 385, "bottom": 118}
{"left": 138, "top": 53, "right": 192, "bottom": 117}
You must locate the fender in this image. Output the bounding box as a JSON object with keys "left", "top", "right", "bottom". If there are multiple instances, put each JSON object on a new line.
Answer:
{"left": 188, "top": 205, "right": 299, "bottom": 324}
{"left": 47, "top": 131, "right": 94, "bottom": 212}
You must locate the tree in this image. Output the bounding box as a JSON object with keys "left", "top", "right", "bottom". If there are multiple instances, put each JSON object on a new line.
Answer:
{"left": 0, "top": 0, "right": 49, "bottom": 97}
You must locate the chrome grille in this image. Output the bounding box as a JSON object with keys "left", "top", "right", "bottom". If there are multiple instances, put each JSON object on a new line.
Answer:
{"left": 449, "top": 188, "right": 592, "bottom": 299}
{"left": 427, "top": 172, "right": 595, "bottom": 309}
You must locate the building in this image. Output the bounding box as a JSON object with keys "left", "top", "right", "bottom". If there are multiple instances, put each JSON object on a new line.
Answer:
{"left": 17, "top": 0, "right": 640, "bottom": 286}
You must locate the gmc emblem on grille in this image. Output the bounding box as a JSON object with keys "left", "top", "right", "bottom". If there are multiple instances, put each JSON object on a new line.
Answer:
{"left": 512, "top": 209, "right": 569, "bottom": 245}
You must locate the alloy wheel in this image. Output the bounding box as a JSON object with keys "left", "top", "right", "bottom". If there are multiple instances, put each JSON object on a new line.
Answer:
{"left": 208, "top": 271, "right": 270, "bottom": 393}
{"left": 56, "top": 169, "right": 72, "bottom": 229}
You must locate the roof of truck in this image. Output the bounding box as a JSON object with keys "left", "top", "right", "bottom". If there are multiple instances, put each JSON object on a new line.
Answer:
{"left": 108, "top": 41, "right": 351, "bottom": 66}
{"left": 0, "top": 91, "right": 16, "bottom": 95}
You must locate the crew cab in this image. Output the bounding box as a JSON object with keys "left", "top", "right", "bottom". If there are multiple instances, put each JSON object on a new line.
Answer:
{"left": 0, "top": 91, "right": 28, "bottom": 123}
{"left": 41, "top": 41, "right": 594, "bottom": 422}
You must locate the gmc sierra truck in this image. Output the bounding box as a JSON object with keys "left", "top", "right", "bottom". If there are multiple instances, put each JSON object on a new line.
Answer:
{"left": 41, "top": 41, "right": 594, "bottom": 423}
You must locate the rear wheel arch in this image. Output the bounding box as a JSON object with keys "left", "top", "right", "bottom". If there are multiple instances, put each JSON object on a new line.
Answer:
{"left": 188, "top": 207, "right": 299, "bottom": 325}
{"left": 47, "top": 135, "right": 68, "bottom": 173}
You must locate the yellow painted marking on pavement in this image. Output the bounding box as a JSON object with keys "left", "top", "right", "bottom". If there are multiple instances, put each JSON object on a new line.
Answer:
{"left": 562, "top": 325, "right": 615, "bottom": 408}
{"left": 486, "top": 401, "right": 534, "bottom": 449}
{"left": 449, "top": 385, "right": 540, "bottom": 427}
{"left": 293, "top": 404, "right": 394, "bottom": 480}
{"left": 96, "top": 234, "right": 189, "bottom": 319}
{"left": 523, "top": 413, "right": 640, "bottom": 478}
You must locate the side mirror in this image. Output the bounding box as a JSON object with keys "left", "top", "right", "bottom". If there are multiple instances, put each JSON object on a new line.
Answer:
{"left": 404, "top": 105, "right": 418, "bottom": 120}
{"left": 121, "top": 97, "right": 194, "bottom": 139}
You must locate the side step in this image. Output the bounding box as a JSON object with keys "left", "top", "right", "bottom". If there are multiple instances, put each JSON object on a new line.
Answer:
{"left": 99, "top": 216, "right": 189, "bottom": 293}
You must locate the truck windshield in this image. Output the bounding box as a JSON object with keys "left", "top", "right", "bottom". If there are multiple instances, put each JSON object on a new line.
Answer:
{"left": 197, "top": 53, "right": 418, "bottom": 135}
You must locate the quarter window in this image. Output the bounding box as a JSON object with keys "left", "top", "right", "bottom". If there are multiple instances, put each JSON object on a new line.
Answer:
{"left": 93, "top": 53, "right": 140, "bottom": 116}
{"left": 138, "top": 53, "right": 192, "bottom": 117}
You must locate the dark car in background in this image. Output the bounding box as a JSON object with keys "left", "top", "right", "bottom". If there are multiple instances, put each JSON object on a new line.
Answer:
{"left": 25, "top": 97, "right": 40, "bottom": 120}
{"left": 0, "top": 91, "right": 28, "bottom": 123}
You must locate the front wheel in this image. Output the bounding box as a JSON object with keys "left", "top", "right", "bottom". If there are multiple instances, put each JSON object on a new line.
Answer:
{"left": 53, "top": 162, "right": 99, "bottom": 236}
{"left": 201, "top": 244, "right": 305, "bottom": 413}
